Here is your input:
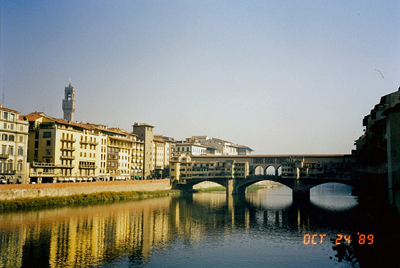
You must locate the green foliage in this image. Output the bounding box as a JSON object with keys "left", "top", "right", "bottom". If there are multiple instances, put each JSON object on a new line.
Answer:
{"left": 0, "top": 190, "right": 180, "bottom": 212}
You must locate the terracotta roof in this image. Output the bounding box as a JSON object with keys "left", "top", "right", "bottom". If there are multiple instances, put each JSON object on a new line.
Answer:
{"left": 237, "top": 145, "right": 253, "bottom": 151}
{"left": 0, "top": 105, "right": 20, "bottom": 114}
{"left": 52, "top": 118, "right": 94, "bottom": 129}
{"left": 109, "top": 135, "right": 136, "bottom": 142}
{"left": 19, "top": 112, "right": 46, "bottom": 121}
{"left": 133, "top": 123, "right": 154, "bottom": 128}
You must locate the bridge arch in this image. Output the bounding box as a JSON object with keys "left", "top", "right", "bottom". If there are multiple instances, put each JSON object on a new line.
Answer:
{"left": 174, "top": 179, "right": 229, "bottom": 192}
{"left": 310, "top": 182, "right": 355, "bottom": 194}
{"left": 192, "top": 180, "right": 227, "bottom": 189}
{"left": 310, "top": 182, "right": 357, "bottom": 211}
{"left": 265, "top": 166, "right": 275, "bottom": 176}
{"left": 254, "top": 166, "right": 264, "bottom": 176}
{"left": 234, "top": 176, "right": 292, "bottom": 195}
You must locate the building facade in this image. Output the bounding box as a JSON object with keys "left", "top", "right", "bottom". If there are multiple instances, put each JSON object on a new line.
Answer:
{"left": 132, "top": 123, "right": 154, "bottom": 179}
{"left": 24, "top": 112, "right": 145, "bottom": 183}
{"left": 0, "top": 105, "right": 29, "bottom": 184}
{"left": 355, "top": 88, "right": 400, "bottom": 212}
{"left": 25, "top": 112, "right": 104, "bottom": 183}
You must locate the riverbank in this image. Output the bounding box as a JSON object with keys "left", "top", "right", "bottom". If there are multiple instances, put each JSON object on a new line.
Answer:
{"left": 0, "top": 189, "right": 180, "bottom": 211}
{"left": 0, "top": 179, "right": 171, "bottom": 200}
{"left": 0, "top": 179, "right": 175, "bottom": 211}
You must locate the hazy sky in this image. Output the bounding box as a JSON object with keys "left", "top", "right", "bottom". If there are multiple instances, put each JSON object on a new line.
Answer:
{"left": 1, "top": 1, "right": 400, "bottom": 154}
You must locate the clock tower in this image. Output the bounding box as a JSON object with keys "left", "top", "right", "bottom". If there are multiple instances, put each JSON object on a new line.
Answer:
{"left": 62, "top": 82, "right": 76, "bottom": 121}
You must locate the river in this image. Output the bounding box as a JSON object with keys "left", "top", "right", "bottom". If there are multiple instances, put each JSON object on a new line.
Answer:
{"left": 0, "top": 183, "right": 398, "bottom": 267}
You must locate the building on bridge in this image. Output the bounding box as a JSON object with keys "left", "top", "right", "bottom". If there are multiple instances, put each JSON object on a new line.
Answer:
{"left": 170, "top": 154, "right": 249, "bottom": 184}
{"left": 281, "top": 157, "right": 324, "bottom": 179}
{"left": 171, "top": 154, "right": 355, "bottom": 197}
{"left": 192, "top": 155, "right": 353, "bottom": 180}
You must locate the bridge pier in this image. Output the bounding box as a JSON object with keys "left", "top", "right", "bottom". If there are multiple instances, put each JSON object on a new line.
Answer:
{"left": 227, "top": 178, "right": 247, "bottom": 195}
{"left": 174, "top": 183, "right": 194, "bottom": 193}
{"left": 226, "top": 179, "right": 233, "bottom": 195}
{"left": 292, "top": 189, "right": 310, "bottom": 203}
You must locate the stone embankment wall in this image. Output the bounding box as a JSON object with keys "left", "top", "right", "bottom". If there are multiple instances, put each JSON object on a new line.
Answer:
{"left": 0, "top": 179, "right": 171, "bottom": 200}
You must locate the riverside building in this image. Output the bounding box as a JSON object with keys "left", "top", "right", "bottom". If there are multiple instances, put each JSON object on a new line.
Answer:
{"left": 355, "top": 87, "right": 400, "bottom": 213}
{"left": 23, "top": 112, "right": 145, "bottom": 183}
{"left": 24, "top": 112, "right": 104, "bottom": 183}
{"left": 0, "top": 105, "right": 29, "bottom": 184}
{"left": 153, "top": 135, "right": 173, "bottom": 179}
{"left": 132, "top": 123, "right": 154, "bottom": 179}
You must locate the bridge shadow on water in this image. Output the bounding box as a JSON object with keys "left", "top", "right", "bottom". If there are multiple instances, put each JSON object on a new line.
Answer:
{"left": 175, "top": 188, "right": 400, "bottom": 268}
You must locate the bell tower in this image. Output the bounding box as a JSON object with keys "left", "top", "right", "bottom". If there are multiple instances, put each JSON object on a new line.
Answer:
{"left": 62, "top": 81, "right": 76, "bottom": 121}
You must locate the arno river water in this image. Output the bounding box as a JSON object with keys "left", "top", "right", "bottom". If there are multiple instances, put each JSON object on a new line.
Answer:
{"left": 0, "top": 183, "right": 399, "bottom": 268}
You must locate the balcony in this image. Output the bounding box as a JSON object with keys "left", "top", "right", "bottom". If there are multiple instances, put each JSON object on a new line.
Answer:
{"left": 31, "top": 162, "right": 75, "bottom": 169}
{"left": 80, "top": 140, "right": 98, "bottom": 146}
{"left": 0, "top": 153, "right": 9, "bottom": 159}
{"left": 31, "top": 162, "right": 57, "bottom": 168}
{"left": 61, "top": 146, "right": 75, "bottom": 151}
{"left": 60, "top": 138, "right": 76, "bottom": 143}
{"left": 79, "top": 164, "right": 97, "bottom": 169}
{"left": 0, "top": 170, "right": 16, "bottom": 175}
{"left": 107, "top": 166, "right": 118, "bottom": 170}
{"left": 60, "top": 155, "right": 75, "bottom": 160}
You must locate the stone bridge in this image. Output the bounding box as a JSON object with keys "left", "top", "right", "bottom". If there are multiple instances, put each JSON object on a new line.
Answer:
{"left": 173, "top": 174, "right": 359, "bottom": 202}
{"left": 172, "top": 154, "right": 357, "bottom": 202}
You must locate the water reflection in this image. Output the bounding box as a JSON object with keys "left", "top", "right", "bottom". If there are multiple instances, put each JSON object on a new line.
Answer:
{"left": 310, "top": 183, "right": 358, "bottom": 211}
{"left": 0, "top": 186, "right": 398, "bottom": 267}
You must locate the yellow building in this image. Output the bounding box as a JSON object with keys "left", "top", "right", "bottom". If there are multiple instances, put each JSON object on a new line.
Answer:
{"left": 101, "top": 128, "right": 143, "bottom": 180}
{"left": 23, "top": 112, "right": 147, "bottom": 183}
{"left": 170, "top": 154, "right": 193, "bottom": 183}
{"left": 24, "top": 112, "right": 104, "bottom": 183}
{"left": 0, "top": 105, "right": 29, "bottom": 184}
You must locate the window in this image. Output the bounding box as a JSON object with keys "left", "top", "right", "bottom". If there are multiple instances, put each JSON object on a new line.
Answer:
{"left": 3, "top": 123, "right": 6, "bottom": 129}
{"left": 35, "top": 141, "right": 38, "bottom": 148}
{"left": 46, "top": 149, "right": 51, "bottom": 155}
{"left": 18, "top": 147, "right": 23, "bottom": 156}
{"left": 10, "top": 114, "right": 14, "bottom": 121}
{"left": 8, "top": 147, "right": 14, "bottom": 155}
{"left": 3, "top": 112, "right": 7, "bottom": 120}
{"left": 17, "top": 161, "right": 22, "bottom": 171}
{"left": 1, "top": 134, "right": 7, "bottom": 141}
{"left": 46, "top": 140, "right": 51, "bottom": 146}
{"left": 19, "top": 136, "right": 23, "bottom": 143}
{"left": 35, "top": 132, "right": 39, "bottom": 139}
{"left": 8, "top": 135, "right": 14, "bottom": 141}
{"left": 43, "top": 132, "right": 51, "bottom": 138}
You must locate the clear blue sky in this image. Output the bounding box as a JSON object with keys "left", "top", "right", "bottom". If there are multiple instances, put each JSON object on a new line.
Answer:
{"left": 1, "top": 0, "right": 400, "bottom": 154}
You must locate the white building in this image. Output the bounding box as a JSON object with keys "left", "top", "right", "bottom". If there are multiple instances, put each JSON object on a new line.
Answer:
{"left": 194, "top": 136, "right": 239, "bottom": 155}
{"left": 0, "top": 105, "right": 29, "bottom": 184}
{"left": 175, "top": 142, "right": 209, "bottom": 156}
